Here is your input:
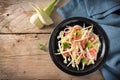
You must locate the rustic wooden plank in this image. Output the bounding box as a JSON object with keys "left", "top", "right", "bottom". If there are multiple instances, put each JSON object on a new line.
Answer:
{"left": 0, "top": 55, "right": 103, "bottom": 80}
{"left": 0, "top": 0, "right": 68, "bottom": 33}
{"left": 0, "top": 53, "right": 102, "bottom": 80}
{"left": 0, "top": 34, "right": 49, "bottom": 56}
{"left": 0, "top": 54, "right": 72, "bottom": 80}
{"left": 0, "top": 0, "right": 103, "bottom": 79}
{"left": 0, "top": 34, "right": 103, "bottom": 80}
{"left": 0, "top": 34, "right": 71, "bottom": 80}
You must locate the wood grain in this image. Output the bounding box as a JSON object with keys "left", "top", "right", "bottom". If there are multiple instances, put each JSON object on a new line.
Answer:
{"left": 0, "top": 0, "right": 103, "bottom": 80}
{"left": 0, "top": 34, "right": 103, "bottom": 80}
{"left": 0, "top": 55, "right": 103, "bottom": 80}
{"left": 0, "top": 0, "right": 67, "bottom": 33}
{"left": 0, "top": 34, "right": 49, "bottom": 56}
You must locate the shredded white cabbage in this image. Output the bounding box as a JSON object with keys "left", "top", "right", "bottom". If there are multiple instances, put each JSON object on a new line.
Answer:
{"left": 56, "top": 24, "right": 101, "bottom": 70}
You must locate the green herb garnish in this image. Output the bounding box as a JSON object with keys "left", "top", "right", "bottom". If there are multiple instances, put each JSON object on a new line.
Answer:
{"left": 81, "top": 59, "right": 87, "bottom": 70}
{"left": 38, "top": 44, "right": 46, "bottom": 51}
{"left": 63, "top": 42, "right": 71, "bottom": 49}
{"left": 86, "top": 42, "right": 92, "bottom": 48}
{"left": 76, "top": 30, "right": 81, "bottom": 36}
{"left": 81, "top": 59, "right": 87, "bottom": 64}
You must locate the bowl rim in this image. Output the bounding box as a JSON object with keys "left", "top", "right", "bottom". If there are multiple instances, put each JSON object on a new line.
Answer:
{"left": 49, "top": 17, "right": 109, "bottom": 76}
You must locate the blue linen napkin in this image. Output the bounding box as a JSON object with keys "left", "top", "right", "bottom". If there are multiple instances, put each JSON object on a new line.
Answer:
{"left": 57, "top": 0, "right": 120, "bottom": 80}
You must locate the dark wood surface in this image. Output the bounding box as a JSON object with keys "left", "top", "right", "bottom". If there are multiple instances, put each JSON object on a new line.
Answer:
{"left": 0, "top": 0, "right": 103, "bottom": 80}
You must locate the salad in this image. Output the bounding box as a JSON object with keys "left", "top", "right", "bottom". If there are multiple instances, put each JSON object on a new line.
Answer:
{"left": 56, "top": 25, "right": 101, "bottom": 70}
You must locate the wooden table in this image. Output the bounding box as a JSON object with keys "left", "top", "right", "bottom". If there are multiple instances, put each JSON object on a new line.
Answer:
{"left": 0, "top": 0, "right": 103, "bottom": 80}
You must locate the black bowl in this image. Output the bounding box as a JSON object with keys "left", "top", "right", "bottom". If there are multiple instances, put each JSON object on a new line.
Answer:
{"left": 49, "top": 17, "right": 109, "bottom": 76}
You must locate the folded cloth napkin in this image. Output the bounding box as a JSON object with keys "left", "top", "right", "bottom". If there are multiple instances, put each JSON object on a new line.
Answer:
{"left": 57, "top": 0, "right": 120, "bottom": 80}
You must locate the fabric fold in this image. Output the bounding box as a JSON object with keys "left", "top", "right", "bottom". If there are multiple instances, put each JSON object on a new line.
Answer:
{"left": 57, "top": 0, "right": 89, "bottom": 19}
{"left": 57, "top": 0, "right": 120, "bottom": 80}
{"left": 84, "top": 0, "right": 120, "bottom": 18}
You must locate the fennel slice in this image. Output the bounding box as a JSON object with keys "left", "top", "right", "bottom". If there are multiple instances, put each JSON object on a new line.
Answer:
{"left": 30, "top": 14, "right": 44, "bottom": 28}
{"left": 31, "top": 3, "right": 53, "bottom": 25}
